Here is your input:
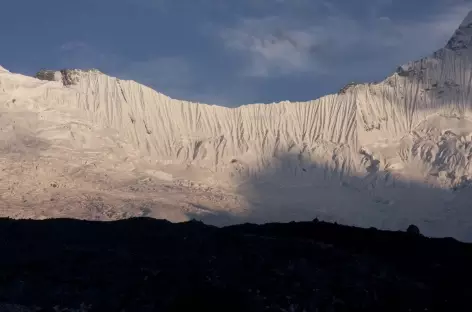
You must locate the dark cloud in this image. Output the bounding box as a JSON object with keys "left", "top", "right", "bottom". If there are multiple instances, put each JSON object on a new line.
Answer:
{"left": 219, "top": 1, "right": 471, "bottom": 80}
{"left": 2, "top": 0, "right": 470, "bottom": 106}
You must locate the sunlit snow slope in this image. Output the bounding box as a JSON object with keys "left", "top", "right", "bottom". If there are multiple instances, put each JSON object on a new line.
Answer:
{"left": 2, "top": 12, "right": 472, "bottom": 240}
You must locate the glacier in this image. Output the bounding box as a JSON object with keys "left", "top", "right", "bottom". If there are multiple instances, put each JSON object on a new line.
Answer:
{"left": 1, "top": 12, "right": 472, "bottom": 241}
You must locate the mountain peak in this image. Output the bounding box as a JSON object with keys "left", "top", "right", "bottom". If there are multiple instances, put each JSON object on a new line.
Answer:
{"left": 459, "top": 10, "right": 472, "bottom": 28}
{"left": 445, "top": 10, "right": 472, "bottom": 51}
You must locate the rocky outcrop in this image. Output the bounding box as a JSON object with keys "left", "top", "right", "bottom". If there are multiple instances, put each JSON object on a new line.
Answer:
{"left": 34, "top": 68, "right": 102, "bottom": 86}
{"left": 337, "top": 81, "right": 361, "bottom": 94}
{"left": 34, "top": 69, "right": 59, "bottom": 82}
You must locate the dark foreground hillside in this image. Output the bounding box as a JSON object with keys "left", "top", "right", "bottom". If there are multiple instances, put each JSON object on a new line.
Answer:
{"left": 0, "top": 218, "right": 470, "bottom": 312}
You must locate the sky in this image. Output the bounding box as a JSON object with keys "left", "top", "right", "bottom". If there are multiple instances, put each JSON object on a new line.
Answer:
{"left": 1, "top": 0, "right": 471, "bottom": 107}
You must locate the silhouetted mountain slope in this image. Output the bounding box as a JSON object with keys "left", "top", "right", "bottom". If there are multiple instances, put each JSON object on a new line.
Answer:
{"left": 0, "top": 218, "right": 470, "bottom": 312}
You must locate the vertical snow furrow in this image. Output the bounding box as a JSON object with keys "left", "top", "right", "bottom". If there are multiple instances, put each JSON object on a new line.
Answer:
{"left": 20, "top": 13, "right": 472, "bottom": 178}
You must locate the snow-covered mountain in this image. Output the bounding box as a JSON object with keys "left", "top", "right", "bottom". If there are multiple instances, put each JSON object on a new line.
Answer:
{"left": 1, "top": 11, "right": 472, "bottom": 241}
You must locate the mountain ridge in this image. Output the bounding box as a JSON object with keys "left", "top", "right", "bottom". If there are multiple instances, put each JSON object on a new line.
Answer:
{"left": 1, "top": 11, "right": 472, "bottom": 240}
